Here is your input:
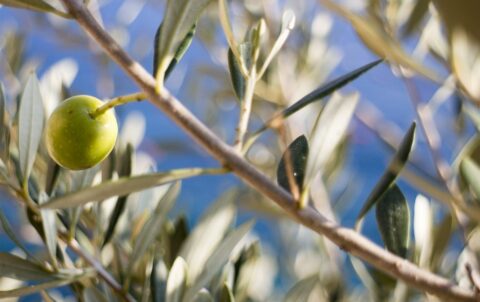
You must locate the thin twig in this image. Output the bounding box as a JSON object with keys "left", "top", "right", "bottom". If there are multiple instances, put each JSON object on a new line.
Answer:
{"left": 91, "top": 92, "right": 145, "bottom": 118}
{"left": 57, "top": 1, "right": 479, "bottom": 301}
{"left": 65, "top": 237, "right": 136, "bottom": 302}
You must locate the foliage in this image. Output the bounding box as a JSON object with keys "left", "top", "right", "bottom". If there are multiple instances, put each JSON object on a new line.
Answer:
{"left": 0, "top": 0, "right": 479, "bottom": 301}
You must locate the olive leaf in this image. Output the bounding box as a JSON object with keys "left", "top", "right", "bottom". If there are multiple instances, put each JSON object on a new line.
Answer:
{"left": 18, "top": 73, "right": 45, "bottom": 188}
{"left": 375, "top": 185, "right": 411, "bottom": 258}
{"left": 40, "top": 167, "right": 220, "bottom": 209}
{"left": 228, "top": 46, "right": 246, "bottom": 101}
{"left": 153, "top": 23, "right": 197, "bottom": 80}
{"left": 219, "top": 283, "right": 235, "bottom": 302}
{"left": 151, "top": 259, "right": 168, "bottom": 302}
{"left": 155, "top": 0, "right": 212, "bottom": 83}
{"left": 255, "top": 59, "right": 382, "bottom": 134}
{"left": 355, "top": 122, "right": 416, "bottom": 228}
{"left": 402, "top": 0, "right": 431, "bottom": 37}
{"left": 284, "top": 275, "right": 319, "bottom": 302}
{"left": 165, "top": 257, "right": 188, "bottom": 302}
{"left": 0, "top": 0, "right": 70, "bottom": 18}
{"left": 276, "top": 135, "right": 309, "bottom": 195}
{"left": 38, "top": 192, "right": 58, "bottom": 267}
{"left": 459, "top": 157, "right": 480, "bottom": 202}
{"left": 102, "top": 143, "right": 134, "bottom": 247}
{"left": 0, "top": 253, "right": 53, "bottom": 281}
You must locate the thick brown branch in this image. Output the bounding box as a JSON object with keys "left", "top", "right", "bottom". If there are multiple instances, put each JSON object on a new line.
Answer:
{"left": 58, "top": 1, "right": 479, "bottom": 301}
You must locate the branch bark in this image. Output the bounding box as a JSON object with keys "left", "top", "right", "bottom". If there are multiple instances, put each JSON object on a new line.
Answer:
{"left": 58, "top": 1, "right": 479, "bottom": 301}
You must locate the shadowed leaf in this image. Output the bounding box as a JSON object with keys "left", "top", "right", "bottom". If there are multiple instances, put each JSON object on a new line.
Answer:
{"left": 219, "top": 283, "right": 235, "bottom": 302}
{"left": 228, "top": 47, "right": 245, "bottom": 101}
{"left": 0, "top": 253, "right": 53, "bottom": 281}
{"left": 38, "top": 192, "right": 58, "bottom": 267}
{"left": 151, "top": 259, "right": 168, "bottom": 302}
{"left": 375, "top": 185, "right": 411, "bottom": 258}
{"left": 256, "top": 59, "right": 382, "bottom": 133}
{"left": 154, "top": 23, "right": 196, "bottom": 80}
{"left": 277, "top": 135, "right": 309, "bottom": 194}
{"left": 356, "top": 122, "right": 416, "bottom": 226}
{"left": 460, "top": 157, "right": 480, "bottom": 202}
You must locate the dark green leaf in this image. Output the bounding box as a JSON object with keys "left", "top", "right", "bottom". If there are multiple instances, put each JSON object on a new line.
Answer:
{"left": 277, "top": 135, "right": 309, "bottom": 194}
{"left": 228, "top": 47, "right": 245, "bottom": 101}
{"left": 255, "top": 59, "right": 382, "bottom": 133}
{"left": 0, "top": 253, "right": 53, "bottom": 281}
{"left": 102, "top": 144, "right": 134, "bottom": 247}
{"left": 154, "top": 23, "right": 197, "bottom": 80}
{"left": 167, "top": 216, "right": 189, "bottom": 268}
{"left": 40, "top": 168, "right": 216, "bottom": 209}
{"left": 18, "top": 73, "right": 45, "bottom": 187}
{"left": 155, "top": 0, "right": 211, "bottom": 82}
{"left": 375, "top": 185, "right": 411, "bottom": 258}
{"left": 151, "top": 259, "right": 168, "bottom": 302}
{"left": 459, "top": 157, "right": 480, "bottom": 202}
{"left": 219, "top": 283, "right": 235, "bottom": 302}
{"left": 356, "top": 122, "right": 416, "bottom": 225}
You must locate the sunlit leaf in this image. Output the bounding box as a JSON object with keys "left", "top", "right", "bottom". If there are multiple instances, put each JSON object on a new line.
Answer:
{"left": 356, "top": 122, "right": 416, "bottom": 226}
{"left": 178, "top": 191, "right": 236, "bottom": 280}
{"left": 18, "top": 73, "right": 44, "bottom": 187}
{"left": 38, "top": 192, "right": 58, "bottom": 267}
{"left": 154, "top": 23, "right": 196, "bottom": 80}
{"left": 0, "top": 271, "right": 91, "bottom": 298}
{"left": 192, "top": 289, "right": 213, "bottom": 302}
{"left": 322, "top": 0, "right": 438, "bottom": 81}
{"left": 40, "top": 167, "right": 220, "bottom": 209}
{"left": 165, "top": 257, "right": 188, "bottom": 302}
{"left": 276, "top": 135, "right": 309, "bottom": 195}
{"left": 0, "top": 253, "right": 53, "bottom": 281}
{"left": 0, "top": 0, "right": 70, "bottom": 18}
{"left": 184, "top": 220, "right": 254, "bottom": 301}
{"left": 375, "top": 185, "right": 411, "bottom": 258}
{"left": 256, "top": 59, "right": 382, "bottom": 133}
{"left": 128, "top": 182, "right": 180, "bottom": 271}
{"left": 305, "top": 92, "right": 359, "bottom": 185}
{"left": 284, "top": 275, "right": 318, "bottom": 302}
{"left": 155, "top": 0, "right": 212, "bottom": 83}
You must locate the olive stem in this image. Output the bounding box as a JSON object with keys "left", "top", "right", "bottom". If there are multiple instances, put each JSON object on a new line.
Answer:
{"left": 90, "top": 92, "right": 145, "bottom": 118}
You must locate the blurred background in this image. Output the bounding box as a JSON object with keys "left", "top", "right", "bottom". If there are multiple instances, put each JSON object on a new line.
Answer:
{"left": 0, "top": 0, "right": 474, "bottom": 300}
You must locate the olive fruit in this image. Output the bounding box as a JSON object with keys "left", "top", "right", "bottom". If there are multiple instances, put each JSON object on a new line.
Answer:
{"left": 45, "top": 95, "right": 118, "bottom": 170}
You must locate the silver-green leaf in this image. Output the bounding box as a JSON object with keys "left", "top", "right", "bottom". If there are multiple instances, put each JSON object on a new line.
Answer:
{"left": 18, "top": 73, "right": 45, "bottom": 187}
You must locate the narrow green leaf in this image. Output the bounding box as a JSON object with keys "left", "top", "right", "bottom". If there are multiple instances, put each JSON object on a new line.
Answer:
{"left": 228, "top": 47, "right": 246, "bottom": 101}
{"left": 219, "top": 283, "right": 235, "bottom": 302}
{"left": 184, "top": 221, "right": 254, "bottom": 301}
{"left": 0, "top": 272, "right": 90, "bottom": 298}
{"left": 155, "top": 0, "right": 212, "bottom": 83}
{"left": 284, "top": 275, "right": 319, "bottom": 302}
{"left": 356, "top": 122, "right": 416, "bottom": 225}
{"left": 256, "top": 59, "right": 382, "bottom": 133}
{"left": 277, "top": 135, "right": 309, "bottom": 194}
{"left": 151, "top": 259, "right": 168, "bottom": 302}
{"left": 153, "top": 23, "right": 197, "bottom": 80}
{"left": 38, "top": 192, "right": 58, "bottom": 267}
{"left": 460, "top": 157, "right": 480, "bottom": 202}
{"left": 0, "top": 253, "right": 53, "bottom": 281}
{"left": 375, "top": 185, "right": 411, "bottom": 258}
{"left": 18, "top": 73, "right": 45, "bottom": 187}
{"left": 40, "top": 168, "right": 220, "bottom": 209}
{"left": 102, "top": 144, "right": 134, "bottom": 247}
{"left": 305, "top": 92, "right": 359, "bottom": 185}
{"left": 45, "top": 158, "right": 61, "bottom": 196}
{"left": 128, "top": 182, "right": 180, "bottom": 271}
{"left": 0, "top": 0, "right": 70, "bottom": 18}
{"left": 165, "top": 257, "right": 188, "bottom": 302}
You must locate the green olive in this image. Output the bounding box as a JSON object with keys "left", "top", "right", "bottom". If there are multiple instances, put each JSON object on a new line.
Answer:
{"left": 46, "top": 95, "right": 118, "bottom": 170}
